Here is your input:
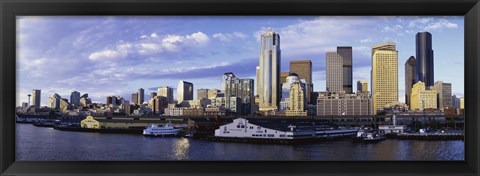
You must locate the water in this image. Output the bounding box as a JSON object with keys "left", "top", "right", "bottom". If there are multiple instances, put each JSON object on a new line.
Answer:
{"left": 16, "top": 123, "right": 464, "bottom": 160}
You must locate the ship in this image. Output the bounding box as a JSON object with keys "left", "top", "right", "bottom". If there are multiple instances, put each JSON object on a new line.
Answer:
{"left": 143, "top": 123, "right": 181, "bottom": 137}
{"left": 353, "top": 128, "right": 386, "bottom": 143}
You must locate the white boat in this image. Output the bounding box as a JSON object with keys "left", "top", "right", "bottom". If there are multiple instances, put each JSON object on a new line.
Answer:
{"left": 143, "top": 123, "right": 181, "bottom": 137}
{"left": 353, "top": 128, "right": 386, "bottom": 143}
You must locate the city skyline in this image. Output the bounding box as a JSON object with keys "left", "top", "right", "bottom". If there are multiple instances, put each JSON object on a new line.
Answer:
{"left": 16, "top": 16, "right": 464, "bottom": 106}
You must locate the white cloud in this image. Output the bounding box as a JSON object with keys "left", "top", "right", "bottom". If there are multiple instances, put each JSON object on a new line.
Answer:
{"left": 213, "top": 32, "right": 248, "bottom": 42}
{"left": 424, "top": 19, "right": 458, "bottom": 31}
{"left": 406, "top": 18, "right": 458, "bottom": 32}
{"left": 88, "top": 43, "right": 132, "bottom": 61}
{"left": 186, "top": 32, "right": 210, "bottom": 45}
{"left": 150, "top": 33, "right": 159, "bottom": 38}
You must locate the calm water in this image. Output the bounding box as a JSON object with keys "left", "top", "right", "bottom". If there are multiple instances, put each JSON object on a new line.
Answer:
{"left": 16, "top": 123, "right": 464, "bottom": 160}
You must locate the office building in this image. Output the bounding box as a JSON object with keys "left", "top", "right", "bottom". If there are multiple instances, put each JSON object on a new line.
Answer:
{"left": 433, "top": 81, "right": 452, "bottom": 111}
{"left": 32, "top": 89, "right": 41, "bottom": 108}
{"left": 460, "top": 97, "right": 464, "bottom": 109}
{"left": 285, "top": 80, "right": 307, "bottom": 116}
{"left": 257, "top": 29, "right": 281, "bottom": 111}
{"left": 452, "top": 95, "right": 461, "bottom": 109}
{"left": 48, "top": 93, "right": 61, "bottom": 109}
{"left": 416, "top": 32, "right": 434, "bottom": 87}
{"left": 357, "top": 80, "right": 368, "bottom": 93}
{"left": 197, "top": 89, "right": 209, "bottom": 100}
{"left": 405, "top": 56, "right": 416, "bottom": 108}
{"left": 410, "top": 81, "right": 437, "bottom": 111}
{"left": 150, "top": 92, "right": 157, "bottom": 99}
{"left": 372, "top": 42, "right": 398, "bottom": 115}
{"left": 326, "top": 52, "right": 343, "bottom": 92}
{"left": 208, "top": 89, "right": 220, "bottom": 99}
{"left": 317, "top": 92, "right": 371, "bottom": 116}
{"left": 280, "top": 73, "right": 306, "bottom": 112}
{"left": 106, "top": 96, "right": 113, "bottom": 106}
{"left": 138, "top": 88, "right": 145, "bottom": 105}
{"left": 223, "top": 72, "right": 255, "bottom": 115}
{"left": 131, "top": 92, "right": 139, "bottom": 105}
{"left": 70, "top": 91, "right": 80, "bottom": 107}
{"left": 177, "top": 80, "right": 194, "bottom": 103}
{"left": 157, "top": 86, "right": 174, "bottom": 103}
{"left": 290, "top": 60, "right": 313, "bottom": 103}
{"left": 337, "top": 47, "right": 353, "bottom": 94}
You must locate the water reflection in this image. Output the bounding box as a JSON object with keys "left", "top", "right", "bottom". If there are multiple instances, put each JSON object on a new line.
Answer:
{"left": 173, "top": 138, "right": 190, "bottom": 160}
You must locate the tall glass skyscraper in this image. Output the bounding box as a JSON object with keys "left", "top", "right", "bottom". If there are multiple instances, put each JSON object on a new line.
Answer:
{"left": 415, "top": 32, "right": 434, "bottom": 87}
{"left": 257, "top": 29, "right": 281, "bottom": 111}
{"left": 177, "top": 80, "right": 193, "bottom": 103}
{"left": 337, "top": 46, "right": 353, "bottom": 94}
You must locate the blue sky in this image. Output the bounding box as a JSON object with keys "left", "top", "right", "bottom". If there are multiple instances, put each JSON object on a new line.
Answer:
{"left": 16, "top": 16, "right": 464, "bottom": 106}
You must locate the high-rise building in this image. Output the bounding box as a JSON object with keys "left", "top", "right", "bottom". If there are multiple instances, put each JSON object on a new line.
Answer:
{"left": 150, "top": 92, "right": 157, "bottom": 99}
{"left": 317, "top": 92, "right": 371, "bottom": 116}
{"left": 48, "top": 93, "right": 61, "bottom": 109}
{"left": 208, "top": 89, "right": 220, "bottom": 99}
{"left": 280, "top": 71, "right": 289, "bottom": 86}
{"left": 326, "top": 52, "right": 343, "bottom": 92}
{"left": 256, "top": 66, "right": 260, "bottom": 96}
{"left": 460, "top": 97, "right": 464, "bottom": 109}
{"left": 131, "top": 92, "right": 139, "bottom": 105}
{"left": 32, "top": 89, "right": 41, "bottom": 108}
{"left": 257, "top": 29, "right": 281, "bottom": 111}
{"left": 410, "top": 81, "right": 437, "bottom": 111}
{"left": 285, "top": 80, "right": 307, "bottom": 116}
{"left": 157, "top": 86, "right": 174, "bottom": 104}
{"left": 222, "top": 72, "right": 255, "bottom": 115}
{"left": 452, "top": 95, "right": 461, "bottom": 109}
{"left": 337, "top": 47, "right": 353, "bottom": 94}
{"left": 138, "top": 88, "right": 145, "bottom": 105}
{"left": 372, "top": 42, "right": 398, "bottom": 115}
{"left": 70, "top": 91, "right": 80, "bottom": 107}
{"left": 405, "top": 56, "right": 416, "bottom": 108}
{"left": 124, "top": 100, "right": 131, "bottom": 114}
{"left": 357, "top": 80, "right": 368, "bottom": 93}
{"left": 416, "top": 32, "right": 434, "bottom": 87}
{"left": 290, "top": 60, "right": 313, "bottom": 103}
{"left": 106, "top": 96, "right": 113, "bottom": 106}
{"left": 433, "top": 81, "right": 452, "bottom": 111}
{"left": 197, "top": 89, "right": 209, "bottom": 100}
{"left": 177, "top": 80, "right": 194, "bottom": 103}
{"left": 280, "top": 73, "right": 306, "bottom": 112}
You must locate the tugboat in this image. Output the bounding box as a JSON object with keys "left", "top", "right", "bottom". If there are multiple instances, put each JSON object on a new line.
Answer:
{"left": 143, "top": 123, "right": 181, "bottom": 137}
{"left": 353, "top": 128, "right": 386, "bottom": 143}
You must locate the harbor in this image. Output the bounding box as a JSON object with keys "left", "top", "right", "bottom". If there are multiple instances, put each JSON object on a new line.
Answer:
{"left": 15, "top": 113, "right": 465, "bottom": 144}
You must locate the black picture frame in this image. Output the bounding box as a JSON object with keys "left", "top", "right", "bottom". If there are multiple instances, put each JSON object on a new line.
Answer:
{"left": 1, "top": 0, "right": 479, "bottom": 175}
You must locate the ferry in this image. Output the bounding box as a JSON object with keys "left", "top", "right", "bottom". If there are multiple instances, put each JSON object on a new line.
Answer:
{"left": 353, "top": 128, "right": 386, "bottom": 143}
{"left": 143, "top": 123, "right": 181, "bottom": 137}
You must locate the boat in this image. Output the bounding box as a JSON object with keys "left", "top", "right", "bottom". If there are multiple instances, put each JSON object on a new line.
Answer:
{"left": 143, "top": 123, "right": 181, "bottom": 137}
{"left": 353, "top": 128, "right": 386, "bottom": 143}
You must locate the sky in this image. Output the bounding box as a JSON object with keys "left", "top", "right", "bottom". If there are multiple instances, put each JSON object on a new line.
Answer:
{"left": 16, "top": 16, "right": 464, "bottom": 106}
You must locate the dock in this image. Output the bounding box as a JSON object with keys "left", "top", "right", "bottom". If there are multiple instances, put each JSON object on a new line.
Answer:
{"left": 395, "top": 133, "right": 464, "bottom": 140}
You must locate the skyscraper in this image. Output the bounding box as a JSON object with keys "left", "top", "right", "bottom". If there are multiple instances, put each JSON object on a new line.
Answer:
{"left": 405, "top": 56, "right": 416, "bottom": 108}
{"left": 197, "top": 89, "right": 209, "bottom": 100}
{"left": 326, "top": 47, "right": 353, "bottom": 94}
{"left": 416, "top": 32, "right": 434, "bottom": 87}
{"left": 357, "top": 80, "right": 368, "bottom": 93}
{"left": 337, "top": 46, "right": 353, "bottom": 94}
{"left": 290, "top": 60, "right": 313, "bottom": 103}
{"left": 177, "top": 80, "right": 193, "bottom": 103}
{"left": 326, "top": 52, "right": 343, "bottom": 92}
{"left": 372, "top": 42, "right": 398, "bottom": 115}
{"left": 223, "top": 72, "right": 255, "bottom": 115}
{"left": 131, "top": 92, "right": 139, "bottom": 105}
{"left": 70, "top": 91, "right": 80, "bottom": 107}
{"left": 32, "top": 89, "right": 41, "bottom": 107}
{"left": 157, "top": 86, "right": 174, "bottom": 103}
{"left": 433, "top": 81, "right": 453, "bottom": 111}
{"left": 149, "top": 92, "right": 157, "bottom": 99}
{"left": 257, "top": 29, "right": 281, "bottom": 111}
{"left": 138, "top": 88, "right": 145, "bottom": 105}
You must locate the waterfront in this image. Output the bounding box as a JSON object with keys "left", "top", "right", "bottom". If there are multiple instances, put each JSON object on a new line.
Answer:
{"left": 16, "top": 123, "right": 464, "bottom": 160}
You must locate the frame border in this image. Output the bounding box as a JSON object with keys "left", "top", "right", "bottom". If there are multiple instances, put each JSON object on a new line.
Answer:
{"left": 1, "top": 0, "right": 479, "bottom": 175}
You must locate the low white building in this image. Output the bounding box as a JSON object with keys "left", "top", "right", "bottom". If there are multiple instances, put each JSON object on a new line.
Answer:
{"left": 214, "top": 118, "right": 315, "bottom": 139}
{"left": 164, "top": 107, "right": 185, "bottom": 116}
{"left": 379, "top": 125, "right": 407, "bottom": 134}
